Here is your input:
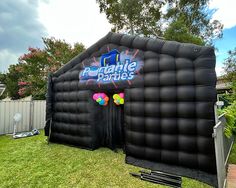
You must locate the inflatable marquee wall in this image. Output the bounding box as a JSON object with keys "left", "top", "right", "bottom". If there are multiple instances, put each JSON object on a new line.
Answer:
{"left": 45, "top": 32, "right": 217, "bottom": 186}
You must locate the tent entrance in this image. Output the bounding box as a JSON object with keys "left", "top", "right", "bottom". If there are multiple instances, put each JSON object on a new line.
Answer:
{"left": 94, "top": 92, "right": 124, "bottom": 150}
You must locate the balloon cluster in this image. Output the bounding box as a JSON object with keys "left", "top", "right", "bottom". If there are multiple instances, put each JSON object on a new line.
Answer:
{"left": 113, "top": 93, "right": 124, "bottom": 105}
{"left": 93, "top": 93, "right": 109, "bottom": 106}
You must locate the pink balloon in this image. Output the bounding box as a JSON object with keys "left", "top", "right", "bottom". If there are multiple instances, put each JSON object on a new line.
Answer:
{"left": 100, "top": 93, "right": 106, "bottom": 98}
{"left": 119, "top": 93, "right": 124, "bottom": 98}
{"left": 93, "top": 93, "right": 98, "bottom": 100}
{"left": 93, "top": 92, "right": 109, "bottom": 102}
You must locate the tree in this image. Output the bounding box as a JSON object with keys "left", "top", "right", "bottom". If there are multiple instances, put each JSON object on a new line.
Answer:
{"left": 223, "top": 48, "right": 236, "bottom": 82}
{"left": 220, "top": 49, "right": 236, "bottom": 137}
{"left": 42, "top": 37, "right": 85, "bottom": 71}
{"left": 97, "top": 0, "right": 164, "bottom": 36}
{"left": 3, "top": 64, "right": 24, "bottom": 99}
{"left": 163, "top": 16, "right": 204, "bottom": 45}
{"left": 0, "top": 73, "right": 5, "bottom": 82}
{"left": 0, "top": 72, "right": 7, "bottom": 99}
{"left": 220, "top": 48, "right": 236, "bottom": 104}
{"left": 96, "top": 0, "right": 223, "bottom": 45}
{"left": 4, "top": 38, "right": 85, "bottom": 100}
{"left": 163, "top": 0, "right": 223, "bottom": 45}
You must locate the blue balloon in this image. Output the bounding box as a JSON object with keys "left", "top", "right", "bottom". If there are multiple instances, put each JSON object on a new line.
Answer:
{"left": 100, "top": 100, "right": 105, "bottom": 105}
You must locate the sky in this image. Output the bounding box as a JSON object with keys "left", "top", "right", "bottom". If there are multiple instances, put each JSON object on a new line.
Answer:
{"left": 0, "top": 0, "right": 235, "bottom": 76}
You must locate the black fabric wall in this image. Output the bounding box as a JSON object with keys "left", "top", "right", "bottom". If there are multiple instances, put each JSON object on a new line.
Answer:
{"left": 124, "top": 56, "right": 217, "bottom": 173}
{"left": 45, "top": 32, "right": 217, "bottom": 185}
{"left": 49, "top": 90, "right": 96, "bottom": 148}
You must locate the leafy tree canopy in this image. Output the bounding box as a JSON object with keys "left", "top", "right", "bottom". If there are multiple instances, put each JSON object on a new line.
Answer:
{"left": 219, "top": 48, "right": 236, "bottom": 104}
{"left": 0, "top": 65, "right": 21, "bottom": 99}
{"left": 2, "top": 38, "right": 85, "bottom": 100}
{"left": 164, "top": 0, "right": 223, "bottom": 45}
{"left": 97, "top": 0, "right": 223, "bottom": 45}
{"left": 97, "top": 0, "right": 164, "bottom": 36}
{"left": 163, "top": 16, "right": 204, "bottom": 45}
{"left": 223, "top": 48, "right": 236, "bottom": 82}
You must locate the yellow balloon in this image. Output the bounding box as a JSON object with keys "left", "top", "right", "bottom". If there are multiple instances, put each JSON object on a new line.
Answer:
{"left": 113, "top": 94, "right": 119, "bottom": 99}
{"left": 120, "top": 98, "right": 124, "bottom": 104}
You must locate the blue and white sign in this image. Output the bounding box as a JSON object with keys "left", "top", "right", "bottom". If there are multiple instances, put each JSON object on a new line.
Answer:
{"left": 80, "top": 49, "right": 143, "bottom": 84}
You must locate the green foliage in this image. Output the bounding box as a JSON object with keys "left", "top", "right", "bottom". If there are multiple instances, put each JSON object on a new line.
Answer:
{"left": 2, "top": 64, "right": 24, "bottom": 100}
{"left": 0, "top": 72, "right": 5, "bottom": 82}
{"left": 221, "top": 101, "right": 236, "bottom": 138}
{"left": 0, "top": 131, "right": 211, "bottom": 188}
{"left": 97, "top": 0, "right": 163, "bottom": 36}
{"left": 218, "top": 93, "right": 231, "bottom": 108}
{"left": 229, "top": 142, "right": 236, "bottom": 164}
{"left": 97, "top": 0, "right": 223, "bottom": 45}
{"left": 164, "top": 0, "right": 223, "bottom": 45}
{"left": 217, "top": 108, "right": 224, "bottom": 116}
{"left": 3, "top": 38, "right": 85, "bottom": 100}
{"left": 0, "top": 73, "right": 7, "bottom": 99}
{"left": 218, "top": 79, "right": 236, "bottom": 138}
{"left": 163, "top": 16, "right": 204, "bottom": 45}
{"left": 223, "top": 48, "right": 236, "bottom": 82}
{"left": 43, "top": 37, "right": 85, "bottom": 67}
{"left": 220, "top": 81, "right": 236, "bottom": 104}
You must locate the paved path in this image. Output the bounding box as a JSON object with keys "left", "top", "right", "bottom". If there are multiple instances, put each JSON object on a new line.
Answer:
{"left": 227, "top": 164, "right": 236, "bottom": 188}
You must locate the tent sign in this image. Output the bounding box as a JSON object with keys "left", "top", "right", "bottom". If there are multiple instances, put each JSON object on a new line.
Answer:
{"left": 79, "top": 49, "right": 142, "bottom": 83}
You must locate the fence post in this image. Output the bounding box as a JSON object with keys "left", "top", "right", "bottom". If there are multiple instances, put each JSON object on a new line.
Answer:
{"left": 214, "top": 104, "right": 219, "bottom": 124}
{"left": 214, "top": 121, "right": 227, "bottom": 188}
{"left": 29, "top": 100, "right": 34, "bottom": 130}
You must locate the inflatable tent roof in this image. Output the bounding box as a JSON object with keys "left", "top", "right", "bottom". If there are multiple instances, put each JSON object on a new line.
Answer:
{"left": 45, "top": 32, "right": 217, "bottom": 186}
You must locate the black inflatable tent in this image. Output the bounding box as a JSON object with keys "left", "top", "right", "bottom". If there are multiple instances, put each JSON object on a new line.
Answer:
{"left": 45, "top": 32, "right": 217, "bottom": 186}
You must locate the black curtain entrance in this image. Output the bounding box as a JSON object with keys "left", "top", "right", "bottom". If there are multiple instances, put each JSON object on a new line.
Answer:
{"left": 94, "top": 92, "right": 124, "bottom": 150}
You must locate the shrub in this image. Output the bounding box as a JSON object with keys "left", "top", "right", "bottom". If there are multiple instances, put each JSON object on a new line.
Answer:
{"left": 222, "top": 101, "right": 236, "bottom": 138}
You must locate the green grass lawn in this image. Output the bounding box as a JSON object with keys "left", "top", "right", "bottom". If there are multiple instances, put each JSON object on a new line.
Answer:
{"left": 0, "top": 131, "right": 216, "bottom": 188}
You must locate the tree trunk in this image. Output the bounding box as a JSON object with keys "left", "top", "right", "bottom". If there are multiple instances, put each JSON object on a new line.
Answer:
{"left": 130, "top": 22, "right": 134, "bottom": 35}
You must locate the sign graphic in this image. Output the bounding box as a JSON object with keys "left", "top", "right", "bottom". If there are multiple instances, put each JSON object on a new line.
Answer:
{"left": 80, "top": 49, "right": 143, "bottom": 84}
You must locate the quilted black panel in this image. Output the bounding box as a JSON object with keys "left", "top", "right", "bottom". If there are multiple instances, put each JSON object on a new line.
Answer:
{"left": 124, "top": 42, "right": 216, "bottom": 173}
{"left": 45, "top": 32, "right": 217, "bottom": 179}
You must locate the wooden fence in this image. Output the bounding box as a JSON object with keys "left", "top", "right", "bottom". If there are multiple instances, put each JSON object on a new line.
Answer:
{"left": 0, "top": 100, "right": 46, "bottom": 135}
